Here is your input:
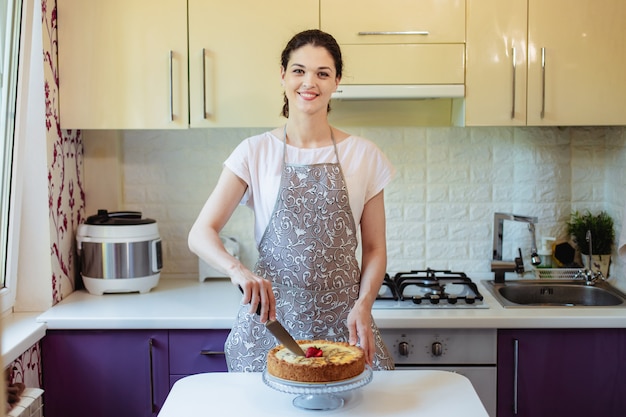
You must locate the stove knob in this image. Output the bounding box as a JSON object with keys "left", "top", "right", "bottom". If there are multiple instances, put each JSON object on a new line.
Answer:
{"left": 431, "top": 342, "right": 443, "bottom": 357}
{"left": 466, "top": 296, "right": 476, "bottom": 304}
{"left": 429, "top": 295, "right": 440, "bottom": 304}
{"left": 398, "top": 341, "right": 410, "bottom": 357}
{"left": 448, "top": 296, "right": 458, "bottom": 305}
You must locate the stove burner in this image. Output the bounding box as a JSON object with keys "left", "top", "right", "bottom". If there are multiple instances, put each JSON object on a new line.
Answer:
{"left": 376, "top": 268, "right": 485, "bottom": 308}
{"left": 378, "top": 274, "right": 399, "bottom": 300}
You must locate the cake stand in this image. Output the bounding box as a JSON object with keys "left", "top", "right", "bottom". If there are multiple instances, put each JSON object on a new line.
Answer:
{"left": 262, "top": 366, "right": 373, "bottom": 411}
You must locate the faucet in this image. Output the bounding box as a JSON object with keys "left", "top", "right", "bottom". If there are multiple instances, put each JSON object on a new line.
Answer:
{"left": 574, "top": 230, "right": 606, "bottom": 285}
{"left": 491, "top": 213, "right": 540, "bottom": 283}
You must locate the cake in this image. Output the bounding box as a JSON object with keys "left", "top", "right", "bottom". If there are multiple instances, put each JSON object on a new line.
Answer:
{"left": 267, "top": 340, "right": 365, "bottom": 383}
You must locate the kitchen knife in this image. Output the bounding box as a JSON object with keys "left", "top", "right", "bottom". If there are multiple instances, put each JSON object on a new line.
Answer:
{"left": 264, "top": 319, "right": 306, "bottom": 357}
{"left": 238, "top": 286, "right": 305, "bottom": 356}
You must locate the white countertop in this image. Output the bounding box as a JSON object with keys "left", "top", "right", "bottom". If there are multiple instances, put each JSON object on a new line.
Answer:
{"left": 2, "top": 312, "right": 47, "bottom": 366}
{"left": 158, "top": 370, "right": 488, "bottom": 417}
{"left": 37, "top": 278, "right": 243, "bottom": 329}
{"left": 36, "top": 278, "right": 626, "bottom": 330}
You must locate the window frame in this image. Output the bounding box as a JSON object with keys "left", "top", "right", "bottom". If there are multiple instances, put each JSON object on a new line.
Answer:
{"left": 1, "top": 0, "right": 24, "bottom": 315}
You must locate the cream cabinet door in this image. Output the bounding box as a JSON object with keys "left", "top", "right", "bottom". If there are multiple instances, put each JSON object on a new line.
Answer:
{"left": 341, "top": 44, "right": 464, "bottom": 85}
{"left": 466, "top": 0, "right": 626, "bottom": 126}
{"left": 188, "top": 0, "right": 318, "bottom": 127}
{"left": 527, "top": 0, "right": 626, "bottom": 125}
{"left": 465, "top": 0, "right": 528, "bottom": 126}
{"left": 322, "top": 0, "right": 465, "bottom": 87}
{"left": 58, "top": 0, "right": 189, "bottom": 129}
{"left": 321, "top": 0, "right": 465, "bottom": 44}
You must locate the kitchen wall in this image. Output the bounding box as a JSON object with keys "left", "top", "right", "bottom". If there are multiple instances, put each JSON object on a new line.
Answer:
{"left": 83, "top": 125, "right": 626, "bottom": 291}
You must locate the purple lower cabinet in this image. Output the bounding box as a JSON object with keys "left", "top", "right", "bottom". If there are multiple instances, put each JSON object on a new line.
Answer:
{"left": 42, "top": 330, "right": 169, "bottom": 417}
{"left": 168, "top": 329, "right": 229, "bottom": 388}
{"left": 497, "top": 328, "right": 626, "bottom": 417}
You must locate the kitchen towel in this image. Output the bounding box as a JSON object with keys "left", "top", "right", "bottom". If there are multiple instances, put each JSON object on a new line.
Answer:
{"left": 617, "top": 202, "right": 626, "bottom": 257}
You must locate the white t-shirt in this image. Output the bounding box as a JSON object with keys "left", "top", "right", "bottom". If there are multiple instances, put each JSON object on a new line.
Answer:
{"left": 224, "top": 131, "right": 396, "bottom": 246}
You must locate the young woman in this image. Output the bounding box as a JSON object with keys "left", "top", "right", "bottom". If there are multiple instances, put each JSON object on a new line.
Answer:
{"left": 188, "top": 29, "right": 395, "bottom": 371}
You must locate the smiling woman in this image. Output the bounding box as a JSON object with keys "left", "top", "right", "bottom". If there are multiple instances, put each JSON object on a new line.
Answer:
{"left": 0, "top": 0, "right": 23, "bottom": 314}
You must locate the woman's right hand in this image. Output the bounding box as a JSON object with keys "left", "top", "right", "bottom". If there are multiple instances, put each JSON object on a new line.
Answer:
{"left": 232, "top": 266, "right": 276, "bottom": 323}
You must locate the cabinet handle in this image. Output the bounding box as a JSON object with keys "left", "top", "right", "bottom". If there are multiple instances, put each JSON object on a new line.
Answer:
{"left": 168, "top": 50, "right": 174, "bottom": 122}
{"left": 357, "top": 31, "right": 429, "bottom": 36}
{"left": 540, "top": 47, "right": 546, "bottom": 119}
{"left": 202, "top": 48, "right": 208, "bottom": 119}
{"left": 513, "top": 338, "right": 519, "bottom": 415}
{"left": 200, "top": 350, "right": 226, "bottom": 356}
{"left": 148, "top": 338, "right": 156, "bottom": 414}
{"left": 511, "top": 47, "right": 517, "bottom": 119}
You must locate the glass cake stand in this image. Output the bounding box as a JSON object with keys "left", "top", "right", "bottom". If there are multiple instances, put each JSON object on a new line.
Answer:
{"left": 262, "top": 366, "right": 373, "bottom": 411}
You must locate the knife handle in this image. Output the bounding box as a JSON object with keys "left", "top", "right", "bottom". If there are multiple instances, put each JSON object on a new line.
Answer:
{"left": 238, "top": 285, "right": 262, "bottom": 315}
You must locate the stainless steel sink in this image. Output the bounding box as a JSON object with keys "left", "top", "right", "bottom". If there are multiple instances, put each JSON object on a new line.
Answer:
{"left": 481, "top": 279, "right": 626, "bottom": 307}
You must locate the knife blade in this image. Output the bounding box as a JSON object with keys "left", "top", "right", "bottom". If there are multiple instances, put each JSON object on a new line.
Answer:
{"left": 265, "top": 319, "right": 306, "bottom": 356}
{"left": 238, "top": 286, "right": 305, "bottom": 356}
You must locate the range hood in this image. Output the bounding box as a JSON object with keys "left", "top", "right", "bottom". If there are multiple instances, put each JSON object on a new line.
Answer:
{"left": 332, "top": 84, "right": 465, "bottom": 100}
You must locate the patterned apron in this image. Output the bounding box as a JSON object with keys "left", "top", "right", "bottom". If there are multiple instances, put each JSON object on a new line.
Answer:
{"left": 224, "top": 129, "right": 394, "bottom": 371}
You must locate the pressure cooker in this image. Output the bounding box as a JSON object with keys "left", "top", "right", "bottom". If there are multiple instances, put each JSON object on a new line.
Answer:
{"left": 77, "top": 210, "right": 162, "bottom": 295}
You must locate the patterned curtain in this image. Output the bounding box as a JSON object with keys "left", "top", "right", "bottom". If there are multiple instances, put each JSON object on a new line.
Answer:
{"left": 42, "top": 0, "right": 85, "bottom": 302}
{"left": 8, "top": 0, "right": 86, "bottom": 390}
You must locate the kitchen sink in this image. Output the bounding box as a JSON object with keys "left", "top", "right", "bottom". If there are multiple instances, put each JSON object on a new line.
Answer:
{"left": 481, "top": 279, "right": 626, "bottom": 308}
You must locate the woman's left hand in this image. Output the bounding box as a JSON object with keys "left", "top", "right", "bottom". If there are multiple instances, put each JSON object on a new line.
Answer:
{"left": 347, "top": 302, "right": 375, "bottom": 366}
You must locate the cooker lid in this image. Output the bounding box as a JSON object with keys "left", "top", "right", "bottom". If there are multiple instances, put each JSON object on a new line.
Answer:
{"left": 86, "top": 209, "right": 156, "bottom": 226}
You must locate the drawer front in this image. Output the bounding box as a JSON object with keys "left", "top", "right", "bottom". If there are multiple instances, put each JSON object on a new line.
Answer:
{"left": 169, "top": 329, "right": 229, "bottom": 374}
{"left": 341, "top": 44, "right": 465, "bottom": 85}
{"left": 321, "top": 0, "right": 465, "bottom": 44}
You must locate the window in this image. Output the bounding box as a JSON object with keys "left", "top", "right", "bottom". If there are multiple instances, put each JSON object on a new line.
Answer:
{"left": 1, "top": 0, "right": 23, "bottom": 312}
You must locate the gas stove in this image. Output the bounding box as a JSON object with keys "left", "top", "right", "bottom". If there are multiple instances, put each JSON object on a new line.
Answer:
{"left": 373, "top": 269, "right": 488, "bottom": 309}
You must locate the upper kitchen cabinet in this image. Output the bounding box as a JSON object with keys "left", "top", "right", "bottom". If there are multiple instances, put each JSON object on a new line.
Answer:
{"left": 465, "top": 0, "right": 527, "bottom": 126}
{"left": 466, "top": 0, "right": 626, "bottom": 126}
{"left": 58, "top": 1, "right": 318, "bottom": 129}
{"left": 187, "top": 0, "right": 317, "bottom": 127}
{"left": 527, "top": 0, "right": 626, "bottom": 126}
{"left": 58, "top": 0, "right": 189, "bottom": 129}
{"left": 321, "top": 0, "right": 465, "bottom": 87}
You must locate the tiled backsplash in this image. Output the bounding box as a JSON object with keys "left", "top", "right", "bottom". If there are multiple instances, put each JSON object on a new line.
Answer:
{"left": 84, "top": 126, "right": 626, "bottom": 290}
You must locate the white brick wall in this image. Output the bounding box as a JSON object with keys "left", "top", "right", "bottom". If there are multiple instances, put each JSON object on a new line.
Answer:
{"left": 85, "top": 126, "right": 626, "bottom": 291}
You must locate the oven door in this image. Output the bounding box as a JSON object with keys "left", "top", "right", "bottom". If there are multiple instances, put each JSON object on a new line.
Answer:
{"left": 393, "top": 366, "right": 496, "bottom": 417}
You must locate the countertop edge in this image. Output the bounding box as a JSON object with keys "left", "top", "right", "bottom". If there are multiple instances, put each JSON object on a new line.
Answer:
{"left": 38, "top": 317, "right": 236, "bottom": 330}
{"left": 35, "top": 278, "right": 626, "bottom": 330}
{"left": 2, "top": 312, "right": 47, "bottom": 367}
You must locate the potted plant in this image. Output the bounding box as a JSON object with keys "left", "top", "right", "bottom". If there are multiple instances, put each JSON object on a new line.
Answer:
{"left": 566, "top": 210, "right": 615, "bottom": 276}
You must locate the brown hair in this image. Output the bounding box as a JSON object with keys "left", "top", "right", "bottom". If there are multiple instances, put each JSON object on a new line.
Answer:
{"left": 280, "top": 29, "right": 343, "bottom": 118}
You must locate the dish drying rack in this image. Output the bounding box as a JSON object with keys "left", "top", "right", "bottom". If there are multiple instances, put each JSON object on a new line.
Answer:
{"left": 535, "top": 268, "right": 580, "bottom": 280}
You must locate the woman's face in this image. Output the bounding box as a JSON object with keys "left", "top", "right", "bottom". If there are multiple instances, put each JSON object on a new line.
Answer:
{"left": 281, "top": 44, "right": 340, "bottom": 116}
